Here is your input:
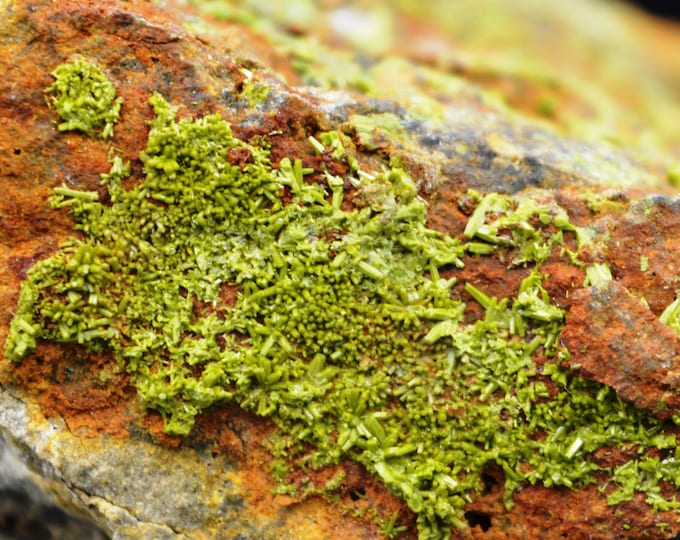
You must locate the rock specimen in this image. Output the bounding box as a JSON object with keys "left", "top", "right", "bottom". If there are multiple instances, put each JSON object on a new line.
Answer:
{"left": 2, "top": 1, "right": 680, "bottom": 539}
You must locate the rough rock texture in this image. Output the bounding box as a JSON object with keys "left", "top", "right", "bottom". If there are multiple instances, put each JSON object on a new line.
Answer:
{"left": 0, "top": 436, "right": 108, "bottom": 540}
{"left": 2, "top": 1, "right": 680, "bottom": 539}
{"left": 562, "top": 280, "right": 680, "bottom": 418}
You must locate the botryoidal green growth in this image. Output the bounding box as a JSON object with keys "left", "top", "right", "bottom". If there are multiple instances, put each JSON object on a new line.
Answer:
{"left": 45, "top": 57, "right": 123, "bottom": 139}
{"left": 6, "top": 91, "right": 680, "bottom": 539}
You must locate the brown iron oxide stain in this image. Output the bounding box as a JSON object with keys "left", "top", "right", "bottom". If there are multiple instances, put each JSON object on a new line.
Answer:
{"left": 605, "top": 199, "right": 680, "bottom": 316}
{"left": 540, "top": 260, "right": 585, "bottom": 310}
{"left": 1, "top": 343, "right": 134, "bottom": 439}
{"left": 152, "top": 403, "right": 411, "bottom": 539}
{"left": 561, "top": 280, "right": 680, "bottom": 418}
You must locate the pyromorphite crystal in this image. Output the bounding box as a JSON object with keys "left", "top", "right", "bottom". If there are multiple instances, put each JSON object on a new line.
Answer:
{"left": 45, "top": 57, "right": 123, "bottom": 139}
{"left": 6, "top": 86, "right": 680, "bottom": 539}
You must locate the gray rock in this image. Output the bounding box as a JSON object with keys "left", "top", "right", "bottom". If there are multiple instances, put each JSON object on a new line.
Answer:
{"left": 0, "top": 408, "right": 109, "bottom": 540}
{"left": 0, "top": 389, "right": 279, "bottom": 540}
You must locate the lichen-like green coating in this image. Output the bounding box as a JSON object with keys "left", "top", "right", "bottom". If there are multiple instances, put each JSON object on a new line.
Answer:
{"left": 45, "top": 57, "right": 123, "bottom": 139}
{"left": 6, "top": 88, "right": 680, "bottom": 539}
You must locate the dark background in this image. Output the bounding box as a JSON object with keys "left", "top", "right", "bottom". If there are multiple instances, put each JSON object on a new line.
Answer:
{"left": 633, "top": 0, "right": 680, "bottom": 20}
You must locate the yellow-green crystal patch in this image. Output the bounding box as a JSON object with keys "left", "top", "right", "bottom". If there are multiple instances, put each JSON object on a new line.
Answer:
{"left": 45, "top": 57, "right": 123, "bottom": 139}
{"left": 6, "top": 92, "right": 680, "bottom": 539}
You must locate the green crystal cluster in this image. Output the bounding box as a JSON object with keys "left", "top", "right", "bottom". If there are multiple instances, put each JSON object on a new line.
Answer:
{"left": 7, "top": 78, "right": 680, "bottom": 537}
{"left": 45, "top": 57, "right": 123, "bottom": 139}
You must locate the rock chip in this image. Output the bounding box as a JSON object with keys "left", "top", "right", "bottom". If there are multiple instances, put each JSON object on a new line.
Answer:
{"left": 562, "top": 280, "right": 680, "bottom": 418}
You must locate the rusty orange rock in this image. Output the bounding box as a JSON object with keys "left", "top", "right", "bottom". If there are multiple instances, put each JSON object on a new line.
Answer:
{"left": 562, "top": 280, "right": 680, "bottom": 418}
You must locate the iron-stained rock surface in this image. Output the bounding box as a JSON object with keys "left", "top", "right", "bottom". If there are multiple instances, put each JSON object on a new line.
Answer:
{"left": 2, "top": 1, "right": 680, "bottom": 539}
{"left": 562, "top": 280, "right": 680, "bottom": 418}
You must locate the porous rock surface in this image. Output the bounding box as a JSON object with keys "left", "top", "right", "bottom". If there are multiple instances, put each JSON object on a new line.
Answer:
{"left": 2, "top": 1, "right": 680, "bottom": 539}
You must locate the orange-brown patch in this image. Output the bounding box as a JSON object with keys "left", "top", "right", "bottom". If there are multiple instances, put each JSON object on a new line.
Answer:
{"left": 2, "top": 342, "right": 136, "bottom": 439}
